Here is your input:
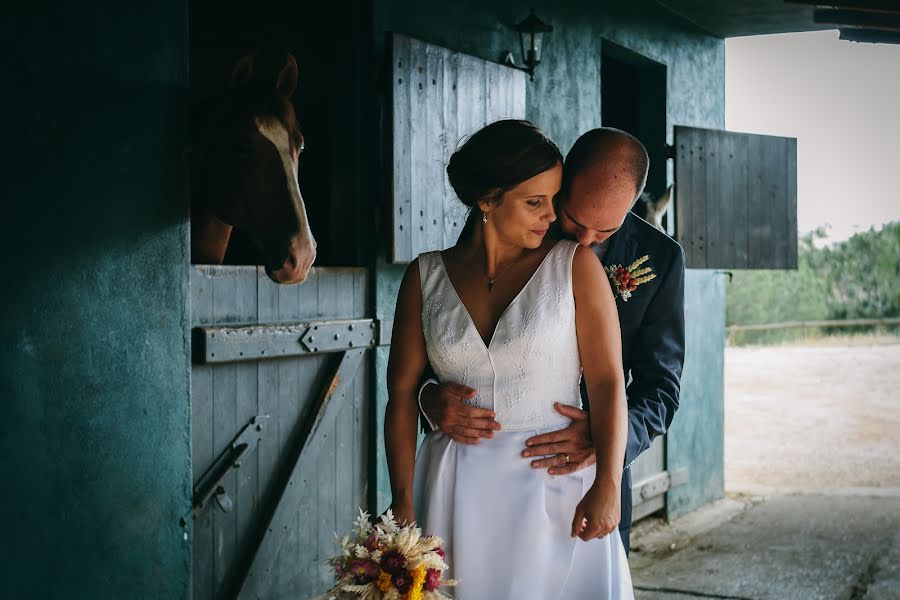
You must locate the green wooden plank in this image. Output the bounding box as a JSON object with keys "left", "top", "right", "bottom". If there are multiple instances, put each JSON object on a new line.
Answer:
{"left": 190, "top": 268, "right": 215, "bottom": 597}
{"left": 747, "top": 133, "right": 768, "bottom": 268}
{"left": 238, "top": 349, "right": 366, "bottom": 599}
{"left": 409, "top": 37, "right": 428, "bottom": 258}
{"left": 424, "top": 42, "right": 444, "bottom": 252}
{"left": 785, "top": 137, "right": 798, "bottom": 269}
{"left": 442, "top": 49, "right": 463, "bottom": 248}
{"left": 704, "top": 130, "right": 723, "bottom": 267}
{"left": 233, "top": 270, "right": 259, "bottom": 595}
{"left": 692, "top": 128, "right": 709, "bottom": 268}
{"left": 210, "top": 268, "right": 239, "bottom": 596}
{"left": 731, "top": 133, "right": 750, "bottom": 266}
{"left": 674, "top": 127, "right": 697, "bottom": 266}
{"left": 392, "top": 34, "right": 413, "bottom": 263}
{"left": 316, "top": 270, "right": 339, "bottom": 320}
{"left": 769, "top": 135, "right": 790, "bottom": 269}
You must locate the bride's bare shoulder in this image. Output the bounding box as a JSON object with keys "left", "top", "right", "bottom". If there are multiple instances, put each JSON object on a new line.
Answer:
{"left": 572, "top": 243, "right": 602, "bottom": 271}
{"left": 571, "top": 244, "right": 611, "bottom": 298}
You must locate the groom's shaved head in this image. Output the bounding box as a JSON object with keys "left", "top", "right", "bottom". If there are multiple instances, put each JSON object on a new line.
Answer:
{"left": 562, "top": 128, "right": 649, "bottom": 203}
{"left": 557, "top": 128, "right": 651, "bottom": 247}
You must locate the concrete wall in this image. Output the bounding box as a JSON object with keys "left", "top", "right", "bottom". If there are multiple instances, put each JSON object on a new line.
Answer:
{"left": 370, "top": 0, "right": 726, "bottom": 513}
{"left": 0, "top": 4, "right": 192, "bottom": 598}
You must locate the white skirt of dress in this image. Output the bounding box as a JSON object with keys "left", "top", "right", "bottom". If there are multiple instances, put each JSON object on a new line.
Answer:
{"left": 413, "top": 426, "right": 634, "bottom": 600}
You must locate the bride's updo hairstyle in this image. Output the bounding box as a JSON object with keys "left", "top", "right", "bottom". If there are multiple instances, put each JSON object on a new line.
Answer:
{"left": 447, "top": 119, "right": 562, "bottom": 237}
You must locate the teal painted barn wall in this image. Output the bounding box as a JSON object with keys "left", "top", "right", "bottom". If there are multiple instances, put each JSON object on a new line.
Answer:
{"left": 0, "top": 1, "right": 729, "bottom": 594}
{"left": 0, "top": 4, "right": 192, "bottom": 598}
{"left": 370, "top": 0, "right": 727, "bottom": 515}
{"left": 667, "top": 271, "right": 728, "bottom": 518}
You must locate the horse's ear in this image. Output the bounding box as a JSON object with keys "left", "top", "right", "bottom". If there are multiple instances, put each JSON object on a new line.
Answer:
{"left": 231, "top": 53, "right": 257, "bottom": 88}
{"left": 276, "top": 54, "right": 299, "bottom": 98}
{"left": 654, "top": 184, "right": 673, "bottom": 213}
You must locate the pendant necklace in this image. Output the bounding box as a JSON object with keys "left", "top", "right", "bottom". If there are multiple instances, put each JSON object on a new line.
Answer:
{"left": 486, "top": 252, "right": 523, "bottom": 292}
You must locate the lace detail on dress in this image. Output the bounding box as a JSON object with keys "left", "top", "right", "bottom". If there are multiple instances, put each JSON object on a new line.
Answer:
{"left": 418, "top": 242, "right": 583, "bottom": 431}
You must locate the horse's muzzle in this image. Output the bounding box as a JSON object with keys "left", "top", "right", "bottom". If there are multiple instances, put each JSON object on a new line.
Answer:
{"left": 264, "top": 238, "right": 316, "bottom": 285}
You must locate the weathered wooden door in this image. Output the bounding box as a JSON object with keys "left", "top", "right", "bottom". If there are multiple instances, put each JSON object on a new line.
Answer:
{"left": 190, "top": 265, "right": 381, "bottom": 600}
{"left": 390, "top": 33, "right": 527, "bottom": 262}
{"left": 674, "top": 125, "right": 798, "bottom": 269}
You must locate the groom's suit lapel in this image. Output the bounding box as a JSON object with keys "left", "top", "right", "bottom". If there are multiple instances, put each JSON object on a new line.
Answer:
{"left": 601, "top": 214, "right": 643, "bottom": 364}
{"left": 603, "top": 214, "right": 639, "bottom": 279}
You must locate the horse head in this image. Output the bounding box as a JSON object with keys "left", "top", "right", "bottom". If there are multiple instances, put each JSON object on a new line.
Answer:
{"left": 632, "top": 184, "right": 673, "bottom": 234}
{"left": 191, "top": 52, "right": 316, "bottom": 284}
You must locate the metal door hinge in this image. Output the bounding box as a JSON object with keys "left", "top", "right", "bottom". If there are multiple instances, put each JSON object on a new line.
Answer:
{"left": 194, "top": 318, "right": 392, "bottom": 364}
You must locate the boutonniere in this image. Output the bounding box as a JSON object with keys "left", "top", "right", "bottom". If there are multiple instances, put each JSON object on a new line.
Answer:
{"left": 605, "top": 255, "right": 657, "bottom": 302}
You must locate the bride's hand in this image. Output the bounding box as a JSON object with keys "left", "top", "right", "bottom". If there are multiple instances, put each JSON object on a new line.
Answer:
{"left": 571, "top": 480, "right": 620, "bottom": 540}
{"left": 389, "top": 500, "right": 416, "bottom": 527}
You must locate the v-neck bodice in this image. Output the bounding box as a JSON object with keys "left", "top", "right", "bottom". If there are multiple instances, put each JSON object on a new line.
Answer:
{"left": 418, "top": 240, "right": 583, "bottom": 430}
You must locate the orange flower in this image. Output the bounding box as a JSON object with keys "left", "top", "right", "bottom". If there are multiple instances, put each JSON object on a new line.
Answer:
{"left": 404, "top": 565, "right": 426, "bottom": 600}
{"left": 376, "top": 569, "right": 393, "bottom": 592}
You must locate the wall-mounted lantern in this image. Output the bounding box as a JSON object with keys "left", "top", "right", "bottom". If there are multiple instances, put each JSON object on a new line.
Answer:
{"left": 503, "top": 10, "right": 553, "bottom": 81}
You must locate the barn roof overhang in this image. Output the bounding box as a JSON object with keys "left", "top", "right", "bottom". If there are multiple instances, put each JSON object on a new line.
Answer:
{"left": 656, "top": 0, "right": 900, "bottom": 44}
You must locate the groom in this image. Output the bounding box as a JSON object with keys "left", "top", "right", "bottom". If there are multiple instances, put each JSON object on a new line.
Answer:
{"left": 418, "top": 128, "right": 685, "bottom": 553}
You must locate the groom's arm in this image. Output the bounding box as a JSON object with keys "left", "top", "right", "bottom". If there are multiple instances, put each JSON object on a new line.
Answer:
{"left": 623, "top": 245, "right": 685, "bottom": 467}
{"left": 417, "top": 366, "right": 439, "bottom": 433}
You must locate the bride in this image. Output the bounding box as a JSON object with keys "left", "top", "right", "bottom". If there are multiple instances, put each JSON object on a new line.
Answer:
{"left": 385, "top": 120, "right": 634, "bottom": 599}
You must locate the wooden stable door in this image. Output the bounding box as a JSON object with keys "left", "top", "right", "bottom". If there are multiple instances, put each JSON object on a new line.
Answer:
{"left": 390, "top": 33, "right": 527, "bottom": 262}
{"left": 190, "top": 265, "right": 380, "bottom": 599}
{"left": 674, "top": 125, "right": 798, "bottom": 270}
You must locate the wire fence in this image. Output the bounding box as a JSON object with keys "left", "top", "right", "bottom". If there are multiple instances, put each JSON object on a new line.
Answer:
{"left": 726, "top": 317, "right": 900, "bottom": 345}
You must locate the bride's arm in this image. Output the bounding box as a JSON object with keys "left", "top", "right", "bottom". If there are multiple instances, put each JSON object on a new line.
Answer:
{"left": 385, "top": 258, "right": 428, "bottom": 524}
{"left": 570, "top": 244, "right": 628, "bottom": 540}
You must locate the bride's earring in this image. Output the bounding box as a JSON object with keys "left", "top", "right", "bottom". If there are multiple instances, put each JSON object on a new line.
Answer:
{"left": 482, "top": 212, "right": 488, "bottom": 224}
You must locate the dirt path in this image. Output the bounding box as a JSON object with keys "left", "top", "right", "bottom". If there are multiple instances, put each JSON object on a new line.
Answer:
{"left": 725, "top": 341, "right": 900, "bottom": 495}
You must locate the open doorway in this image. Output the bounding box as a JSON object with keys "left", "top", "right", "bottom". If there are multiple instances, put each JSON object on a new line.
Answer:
{"left": 601, "top": 40, "right": 669, "bottom": 232}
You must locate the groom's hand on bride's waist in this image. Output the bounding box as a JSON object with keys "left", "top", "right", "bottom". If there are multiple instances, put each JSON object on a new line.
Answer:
{"left": 420, "top": 381, "right": 501, "bottom": 444}
{"left": 522, "top": 403, "right": 596, "bottom": 475}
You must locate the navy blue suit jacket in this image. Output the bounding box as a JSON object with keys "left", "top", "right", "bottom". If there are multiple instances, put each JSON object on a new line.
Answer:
{"left": 584, "top": 213, "right": 685, "bottom": 553}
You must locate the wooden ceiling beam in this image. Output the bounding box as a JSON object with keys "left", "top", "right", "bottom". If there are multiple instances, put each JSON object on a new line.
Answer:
{"left": 839, "top": 27, "right": 900, "bottom": 42}
{"left": 786, "top": 0, "right": 900, "bottom": 14}
{"left": 815, "top": 8, "right": 900, "bottom": 31}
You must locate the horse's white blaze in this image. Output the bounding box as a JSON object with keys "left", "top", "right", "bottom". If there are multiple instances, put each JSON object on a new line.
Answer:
{"left": 642, "top": 185, "right": 673, "bottom": 233}
{"left": 255, "top": 117, "right": 315, "bottom": 244}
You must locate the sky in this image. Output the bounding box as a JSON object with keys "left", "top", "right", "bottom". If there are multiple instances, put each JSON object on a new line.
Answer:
{"left": 725, "top": 30, "right": 900, "bottom": 243}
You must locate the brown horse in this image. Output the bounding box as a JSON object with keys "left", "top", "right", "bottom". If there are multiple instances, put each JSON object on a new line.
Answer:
{"left": 632, "top": 184, "right": 673, "bottom": 233}
{"left": 190, "top": 52, "right": 316, "bottom": 284}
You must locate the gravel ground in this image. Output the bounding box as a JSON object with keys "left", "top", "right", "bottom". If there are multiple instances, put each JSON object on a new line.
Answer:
{"left": 724, "top": 340, "right": 900, "bottom": 495}
{"left": 630, "top": 340, "right": 900, "bottom": 600}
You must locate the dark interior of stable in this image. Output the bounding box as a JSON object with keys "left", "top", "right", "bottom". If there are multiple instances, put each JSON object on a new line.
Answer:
{"left": 190, "top": 0, "right": 369, "bottom": 268}
{"left": 601, "top": 39, "right": 669, "bottom": 229}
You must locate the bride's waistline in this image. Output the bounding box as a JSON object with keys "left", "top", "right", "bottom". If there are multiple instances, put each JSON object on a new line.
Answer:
{"left": 427, "top": 421, "right": 571, "bottom": 438}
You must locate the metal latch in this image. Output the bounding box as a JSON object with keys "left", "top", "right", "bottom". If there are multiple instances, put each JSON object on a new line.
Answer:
{"left": 192, "top": 415, "right": 270, "bottom": 518}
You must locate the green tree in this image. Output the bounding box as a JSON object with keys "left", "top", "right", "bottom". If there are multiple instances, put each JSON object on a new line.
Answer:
{"left": 808, "top": 222, "right": 900, "bottom": 320}
{"left": 726, "top": 222, "right": 900, "bottom": 343}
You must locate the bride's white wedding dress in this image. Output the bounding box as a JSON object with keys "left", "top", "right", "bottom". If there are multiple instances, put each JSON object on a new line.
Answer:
{"left": 413, "top": 240, "right": 634, "bottom": 600}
